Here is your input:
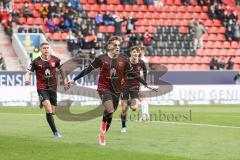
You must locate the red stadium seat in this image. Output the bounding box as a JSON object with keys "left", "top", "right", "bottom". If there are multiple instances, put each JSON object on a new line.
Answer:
{"left": 88, "top": 11, "right": 97, "bottom": 18}
{"left": 99, "top": 26, "right": 107, "bottom": 33}
{"left": 84, "top": 4, "right": 91, "bottom": 11}
{"left": 125, "top": 5, "right": 133, "bottom": 12}
{"left": 213, "top": 20, "right": 221, "bottom": 27}
{"left": 35, "top": 18, "right": 44, "bottom": 25}
{"left": 222, "top": 41, "right": 231, "bottom": 48}
{"left": 19, "top": 17, "right": 27, "bottom": 24}
{"left": 174, "top": 0, "right": 181, "bottom": 5}
{"left": 231, "top": 41, "right": 239, "bottom": 49}
{"left": 107, "top": 4, "right": 115, "bottom": 11}
{"left": 179, "top": 27, "right": 188, "bottom": 33}
{"left": 80, "top": 0, "right": 88, "bottom": 3}
{"left": 88, "top": 0, "right": 96, "bottom": 4}
{"left": 115, "top": 5, "right": 124, "bottom": 11}
{"left": 34, "top": 3, "right": 41, "bottom": 10}
{"left": 51, "top": 33, "right": 62, "bottom": 41}
{"left": 107, "top": 0, "right": 120, "bottom": 4}
{"left": 100, "top": 4, "right": 107, "bottom": 11}
{"left": 27, "top": 17, "right": 35, "bottom": 25}
{"left": 92, "top": 4, "right": 100, "bottom": 11}
{"left": 61, "top": 33, "right": 68, "bottom": 41}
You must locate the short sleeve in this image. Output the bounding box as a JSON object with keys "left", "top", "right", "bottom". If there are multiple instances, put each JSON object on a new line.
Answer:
{"left": 27, "top": 60, "right": 36, "bottom": 72}
{"left": 55, "top": 58, "right": 61, "bottom": 69}
{"left": 90, "top": 57, "right": 101, "bottom": 69}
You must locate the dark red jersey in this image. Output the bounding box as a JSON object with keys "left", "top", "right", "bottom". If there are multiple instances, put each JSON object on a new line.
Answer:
{"left": 125, "top": 59, "right": 147, "bottom": 89}
{"left": 73, "top": 54, "right": 147, "bottom": 93}
{"left": 28, "top": 55, "right": 61, "bottom": 91}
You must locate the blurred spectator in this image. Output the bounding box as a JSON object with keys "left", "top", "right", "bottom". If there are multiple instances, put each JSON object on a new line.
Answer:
{"left": 20, "top": 2, "right": 33, "bottom": 18}
{"left": 225, "top": 26, "right": 234, "bottom": 41}
{"left": 46, "top": 18, "right": 60, "bottom": 33}
{"left": 215, "top": 4, "right": 224, "bottom": 19}
{"left": 0, "top": 53, "right": 6, "bottom": 70}
{"left": 220, "top": 10, "right": 229, "bottom": 27}
{"left": 234, "top": 71, "right": 240, "bottom": 84}
{"left": 188, "top": 18, "right": 196, "bottom": 37}
{"left": 103, "top": 12, "right": 114, "bottom": 25}
{"left": 126, "top": 16, "right": 137, "bottom": 34}
{"left": 233, "top": 24, "right": 240, "bottom": 41}
{"left": 39, "top": 3, "right": 48, "bottom": 18}
{"left": 154, "top": 0, "right": 164, "bottom": 6}
{"left": 216, "top": 57, "right": 225, "bottom": 70}
{"left": 0, "top": 8, "right": 9, "bottom": 22}
{"left": 30, "top": 48, "right": 40, "bottom": 61}
{"left": 208, "top": 5, "right": 217, "bottom": 19}
{"left": 63, "top": 10, "right": 75, "bottom": 31}
{"left": 144, "top": 0, "right": 154, "bottom": 5}
{"left": 114, "top": 16, "right": 125, "bottom": 36}
{"left": 97, "top": 0, "right": 107, "bottom": 4}
{"left": 129, "top": 0, "right": 137, "bottom": 4}
{"left": 229, "top": 10, "right": 238, "bottom": 25}
{"left": 73, "top": 17, "right": 83, "bottom": 34}
{"left": 193, "top": 20, "right": 207, "bottom": 50}
{"left": 182, "top": 0, "right": 190, "bottom": 5}
{"left": 47, "top": 1, "right": 57, "bottom": 18}
{"left": 2, "top": 0, "right": 10, "bottom": 9}
{"left": 3, "top": 15, "right": 13, "bottom": 36}
{"left": 56, "top": 2, "right": 64, "bottom": 18}
{"left": 95, "top": 12, "right": 103, "bottom": 26}
{"left": 66, "top": 30, "right": 76, "bottom": 52}
{"left": 197, "top": 0, "right": 207, "bottom": 6}
{"left": 209, "top": 56, "right": 218, "bottom": 70}
{"left": 226, "top": 57, "right": 234, "bottom": 70}
{"left": 76, "top": 32, "right": 84, "bottom": 49}
{"left": 70, "top": 0, "right": 83, "bottom": 11}
{"left": 128, "top": 33, "right": 138, "bottom": 47}
{"left": 84, "top": 30, "right": 97, "bottom": 49}
{"left": 142, "top": 29, "right": 154, "bottom": 56}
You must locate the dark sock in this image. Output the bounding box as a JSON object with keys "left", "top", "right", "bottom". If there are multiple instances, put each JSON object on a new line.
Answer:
{"left": 102, "top": 111, "right": 113, "bottom": 132}
{"left": 106, "top": 117, "right": 112, "bottom": 131}
{"left": 46, "top": 113, "right": 57, "bottom": 134}
{"left": 121, "top": 114, "right": 126, "bottom": 128}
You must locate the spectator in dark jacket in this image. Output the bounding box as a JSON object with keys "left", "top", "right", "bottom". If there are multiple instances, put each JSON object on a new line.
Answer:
{"left": 226, "top": 57, "right": 234, "bottom": 70}
{"left": 126, "top": 16, "right": 137, "bottom": 34}
{"left": 208, "top": 5, "right": 217, "bottom": 19}
{"left": 225, "top": 26, "right": 234, "bottom": 40}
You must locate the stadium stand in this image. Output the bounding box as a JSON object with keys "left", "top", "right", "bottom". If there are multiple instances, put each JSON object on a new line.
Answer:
{"left": 5, "top": 0, "right": 240, "bottom": 70}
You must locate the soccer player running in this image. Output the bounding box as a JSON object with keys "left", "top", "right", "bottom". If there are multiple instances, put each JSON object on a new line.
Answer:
{"left": 120, "top": 46, "right": 148, "bottom": 133}
{"left": 68, "top": 36, "right": 156, "bottom": 145}
{"left": 25, "top": 42, "right": 69, "bottom": 138}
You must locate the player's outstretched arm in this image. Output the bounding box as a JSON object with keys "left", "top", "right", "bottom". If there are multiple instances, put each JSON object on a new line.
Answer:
{"left": 68, "top": 57, "right": 101, "bottom": 85}
{"left": 59, "top": 68, "right": 69, "bottom": 91}
{"left": 24, "top": 71, "right": 31, "bottom": 86}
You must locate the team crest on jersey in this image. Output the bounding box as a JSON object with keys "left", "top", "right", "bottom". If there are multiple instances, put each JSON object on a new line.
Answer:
{"left": 51, "top": 62, "right": 55, "bottom": 67}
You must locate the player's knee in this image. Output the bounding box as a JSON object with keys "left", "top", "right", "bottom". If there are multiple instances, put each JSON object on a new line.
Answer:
{"left": 131, "top": 104, "right": 138, "bottom": 111}
{"left": 130, "top": 99, "right": 139, "bottom": 111}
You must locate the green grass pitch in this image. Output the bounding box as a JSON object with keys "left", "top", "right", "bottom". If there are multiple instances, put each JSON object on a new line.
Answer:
{"left": 0, "top": 105, "right": 240, "bottom": 160}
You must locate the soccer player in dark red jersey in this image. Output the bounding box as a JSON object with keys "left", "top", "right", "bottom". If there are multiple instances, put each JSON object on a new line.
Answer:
{"left": 25, "top": 42, "right": 69, "bottom": 138}
{"left": 68, "top": 36, "right": 157, "bottom": 145}
{"left": 120, "top": 46, "right": 148, "bottom": 133}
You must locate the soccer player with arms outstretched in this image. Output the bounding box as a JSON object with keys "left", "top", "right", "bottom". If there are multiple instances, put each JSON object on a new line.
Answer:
{"left": 25, "top": 42, "right": 69, "bottom": 138}
{"left": 68, "top": 36, "right": 156, "bottom": 145}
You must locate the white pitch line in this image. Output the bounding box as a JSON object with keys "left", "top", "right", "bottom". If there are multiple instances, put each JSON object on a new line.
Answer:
{"left": 114, "top": 119, "right": 240, "bottom": 129}
{"left": 1, "top": 112, "right": 240, "bottom": 129}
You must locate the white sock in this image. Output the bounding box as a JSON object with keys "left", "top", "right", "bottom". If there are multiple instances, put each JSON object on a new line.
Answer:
{"left": 141, "top": 100, "right": 149, "bottom": 120}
